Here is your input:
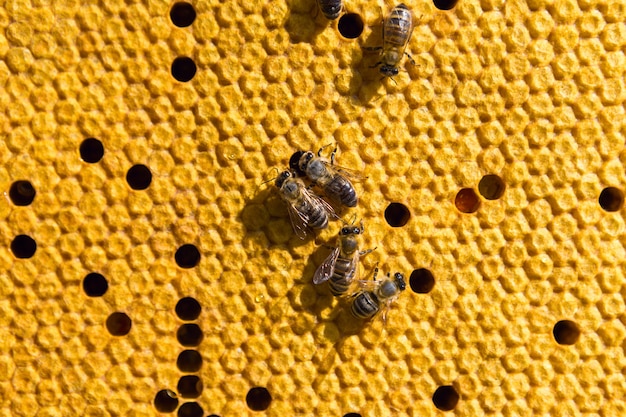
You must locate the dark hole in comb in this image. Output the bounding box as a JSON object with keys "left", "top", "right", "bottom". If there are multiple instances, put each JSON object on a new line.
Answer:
{"left": 599, "top": 187, "right": 623, "bottom": 212}
{"left": 478, "top": 174, "right": 505, "bottom": 200}
{"left": 9, "top": 180, "right": 36, "bottom": 206}
{"left": 384, "top": 202, "right": 410, "bottom": 227}
{"left": 433, "top": 0, "right": 459, "bottom": 10}
{"left": 172, "top": 57, "right": 197, "bottom": 82}
{"left": 344, "top": 414, "right": 362, "bottom": 417}
{"left": 177, "top": 402, "right": 203, "bottom": 417}
{"left": 246, "top": 387, "right": 272, "bottom": 411}
{"left": 170, "top": 2, "right": 196, "bottom": 27}
{"left": 409, "top": 268, "right": 435, "bottom": 293}
{"left": 11, "top": 235, "right": 37, "bottom": 258}
{"left": 175, "top": 244, "right": 201, "bottom": 268}
{"left": 553, "top": 320, "right": 580, "bottom": 345}
{"left": 126, "top": 164, "right": 152, "bottom": 190}
{"left": 432, "top": 385, "right": 459, "bottom": 411}
{"left": 154, "top": 389, "right": 178, "bottom": 413}
{"left": 178, "top": 375, "right": 203, "bottom": 398}
{"left": 176, "top": 297, "right": 202, "bottom": 321}
{"left": 455, "top": 188, "right": 480, "bottom": 213}
{"left": 79, "top": 138, "right": 104, "bottom": 163}
{"left": 83, "top": 272, "right": 108, "bottom": 297}
{"left": 106, "top": 312, "right": 132, "bottom": 336}
{"left": 177, "top": 324, "right": 204, "bottom": 346}
{"left": 338, "top": 14, "right": 364, "bottom": 39}
{"left": 177, "top": 350, "right": 203, "bottom": 372}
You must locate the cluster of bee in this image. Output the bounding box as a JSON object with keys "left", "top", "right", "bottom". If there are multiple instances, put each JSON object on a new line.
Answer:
{"left": 319, "top": 1, "right": 416, "bottom": 78}
{"left": 272, "top": 145, "right": 406, "bottom": 322}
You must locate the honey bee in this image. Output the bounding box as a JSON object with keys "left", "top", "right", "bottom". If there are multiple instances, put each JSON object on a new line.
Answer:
{"left": 350, "top": 268, "right": 406, "bottom": 322}
{"left": 313, "top": 221, "right": 375, "bottom": 296}
{"left": 369, "top": 3, "right": 416, "bottom": 78}
{"left": 317, "top": 0, "right": 343, "bottom": 20}
{"left": 275, "top": 170, "right": 335, "bottom": 239}
{"left": 290, "top": 145, "right": 359, "bottom": 208}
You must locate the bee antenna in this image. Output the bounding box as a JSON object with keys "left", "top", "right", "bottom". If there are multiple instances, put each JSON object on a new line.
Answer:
{"left": 259, "top": 167, "right": 280, "bottom": 187}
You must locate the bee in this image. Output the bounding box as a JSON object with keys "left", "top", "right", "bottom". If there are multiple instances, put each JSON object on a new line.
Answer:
{"left": 290, "top": 145, "right": 359, "bottom": 208}
{"left": 313, "top": 221, "right": 375, "bottom": 296}
{"left": 369, "top": 3, "right": 416, "bottom": 78}
{"left": 350, "top": 269, "right": 406, "bottom": 322}
{"left": 275, "top": 170, "right": 335, "bottom": 239}
{"left": 317, "top": 0, "right": 343, "bottom": 20}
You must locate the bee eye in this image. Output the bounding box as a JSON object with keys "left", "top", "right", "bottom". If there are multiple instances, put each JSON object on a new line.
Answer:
{"left": 353, "top": 227, "right": 360, "bottom": 234}
{"left": 341, "top": 228, "right": 349, "bottom": 234}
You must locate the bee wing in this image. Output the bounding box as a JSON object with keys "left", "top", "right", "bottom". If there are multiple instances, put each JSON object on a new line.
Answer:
{"left": 381, "top": 296, "right": 394, "bottom": 325}
{"left": 323, "top": 161, "right": 366, "bottom": 181}
{"left": 286, "top": 203, "right": 311, "bottom": 240}
{"left": 313, "top": 247, "right": 340, "bottom": 284}
{"left": 305, "top": 189, "right": 338, "bottom": 219}
{"left": 353, "top": 278, "right": 382, "bottom": 292}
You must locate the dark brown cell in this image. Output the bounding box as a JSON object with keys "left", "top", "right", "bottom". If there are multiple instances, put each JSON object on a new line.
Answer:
{"left": 455, "top": 188, "right": 480, "bottom": 213}
{"left": 599, "top": 187, "right": 623, "bottom": 212}
{"left": 478, "top": 174, "right": 505, "bottom": 200}
{"left": 9, "top": 180, "right": 36, "bottom": 205}
{"left": 170, "top": 2, "right": 196, "bottom": 27}
{"left": 433, "top": 385, "right": 459, "bottom": 411}
{"left": 409, "top": 268, "right": 435, "bottom": 293}
{"left": 106, "top": 312, "right": 132, "bottom": 336}
{"left": 553, "top": 320, "right": 580, "bottom": 345}
{"left": 384, "top": 202, "right": 410, "bottom": 227}
{"left": 246, "top": 387, "right": 272, "bottom": 411}
{"left": 338, "top": 14, "right": 364, "bottom": 39}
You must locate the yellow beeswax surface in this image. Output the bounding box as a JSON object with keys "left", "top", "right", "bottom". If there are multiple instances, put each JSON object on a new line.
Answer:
{"left": 1, "top": 0, "right": 625, "bottom": 416}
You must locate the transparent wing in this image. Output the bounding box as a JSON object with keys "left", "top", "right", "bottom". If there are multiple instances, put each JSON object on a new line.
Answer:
{"left": 380, "top": 296, "right": 400, "bottom": 325}
{"left": 325, "top": 161, "right": 366, "bottom": 181}
{"left": 304, "top": 189, "right": 338, "bottom": 220}
{"left": 335, "top": 250, "right": 362, "bottom": 296}
{"left": 353, "top": 278, "right": 382, "bottom": 292}
{"left": 313, "top": 247, "right": 340, "bottom": 284}
{"left": 287, "top": 203, "right": 310, "bottom": 240}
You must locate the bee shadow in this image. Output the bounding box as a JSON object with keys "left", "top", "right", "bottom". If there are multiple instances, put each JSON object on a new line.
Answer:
{"left": 298, "top": 243, "right": 369, "bottom": 337}
{"left": 350, "top": 22, "right": 387, "bottom": 104}
{"left": 284, "top": 4, "right": 331, "bottom": 44}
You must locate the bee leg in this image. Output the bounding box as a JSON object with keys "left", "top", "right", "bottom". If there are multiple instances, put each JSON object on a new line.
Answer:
{"left": 359, "top": 247, "right": 376, "bottom": 256}
{"left": 369, "top": 61, "right": 382, "bottom": 68}
{"left": 328, "top": 147, "right": 336, "bottom": 164}
{"left": 363, "top": 46, "right": 382, "bottom": 52}
{"left": 317, "top": 143, "right": 334, "bottom": 157}
{"left": 312, "top": 3, "right": 319, "bottom": 19}
{"left": 405, "top": 52, "right": 416, "bottom": 66}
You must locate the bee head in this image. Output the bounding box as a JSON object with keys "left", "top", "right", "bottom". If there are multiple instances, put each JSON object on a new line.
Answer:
{"left": 275, "top": 170, "right": 292, "bottom": 188}
{"left": 289, "top": 151, "right": 306, "bottom": 177}
{"left": 323, "top": 4, "right": 342, "bottom": 18}
{"left": 340, "top": 225, "right": 362, "bottom": 235}
{"left": 298, "top": 151, "right": 315, "bottom": 171}
{"left": 380, "top": 65, "right": 399, "bottom": 77}
{"left": 394, "top": 272, "right": 406, "bottom": 291}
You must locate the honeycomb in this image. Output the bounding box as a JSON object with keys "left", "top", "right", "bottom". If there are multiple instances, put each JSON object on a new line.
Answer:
{"left": 1, "top": 0, "right": 625, "bottom": 416}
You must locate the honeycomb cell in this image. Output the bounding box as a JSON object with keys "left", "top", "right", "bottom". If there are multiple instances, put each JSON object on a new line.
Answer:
{"left": 1, "top": 0, "right": 626, "bottom": 415}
